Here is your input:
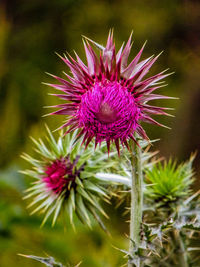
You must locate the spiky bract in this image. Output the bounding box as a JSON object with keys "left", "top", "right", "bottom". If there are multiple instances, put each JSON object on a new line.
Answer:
{"left": 145, "top": 154, "right": 195, "bottom": 203}
{"left": 46, "top": 31, "right": 173, "bottom": 153}
{"left": 21, "top": 126, "right": 118, "bottom": 227}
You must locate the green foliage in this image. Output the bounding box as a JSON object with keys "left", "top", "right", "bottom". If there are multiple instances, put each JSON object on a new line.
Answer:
{"left": 115, "top": 151, "right": 200, "bottom": 266}
{"left": 143, "top": 191, "right": 200, "bottom": 266}
{"left": 141, "top": 156, "right": 199, "bottom": 266}
{"left": 117, "top": 189, "right": 200, "bottom": 266}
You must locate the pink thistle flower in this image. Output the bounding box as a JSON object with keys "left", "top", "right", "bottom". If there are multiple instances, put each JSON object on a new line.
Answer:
{"left": 46, "top": 31, "right": 174, "bottom": 153}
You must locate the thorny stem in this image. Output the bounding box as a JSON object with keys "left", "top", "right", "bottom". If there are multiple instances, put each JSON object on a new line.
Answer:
{"left": 175, "top": 230, "right": 188, "bottom": 267}
{"left": 128, "top": 139, "right": 143, "bottom": 267}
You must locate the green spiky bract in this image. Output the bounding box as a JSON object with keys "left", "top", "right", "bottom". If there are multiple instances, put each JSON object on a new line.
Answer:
{"left": 21, "top": 125, "right": 119, "bottom": 228}
{"left": 145, "top": 154, "right": 195, "bottom": 203}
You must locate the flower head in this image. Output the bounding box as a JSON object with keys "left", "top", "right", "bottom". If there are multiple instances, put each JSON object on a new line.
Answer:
{"left": 21, "top": 126, "right": 118, "bottom": 227}
{"left": 46, "top": 31, "right": 174, "bottom": 153}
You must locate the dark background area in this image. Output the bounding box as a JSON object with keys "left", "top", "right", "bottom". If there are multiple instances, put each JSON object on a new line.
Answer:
{"left": 0, "top": 0, "right": 200, "bottom": 266}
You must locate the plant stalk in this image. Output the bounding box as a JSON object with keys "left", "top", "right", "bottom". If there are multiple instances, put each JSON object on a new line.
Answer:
{"left": 176, "top": 230, "right": 188, "bottom": 267}
{"left": 128, "top": 139, "right": 143, "bottom": 267}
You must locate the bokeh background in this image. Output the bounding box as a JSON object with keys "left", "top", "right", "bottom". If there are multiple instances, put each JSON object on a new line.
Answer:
{"left": 0, "top": 0, "right": 200, "bottom": 266}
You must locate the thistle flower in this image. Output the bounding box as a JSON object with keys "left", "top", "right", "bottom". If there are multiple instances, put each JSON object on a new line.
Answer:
{"left": 21, "top": 126, "right": 118, "bottom": 227}
{"left": 45, "top": 31, "right": 174, "bottom": 153}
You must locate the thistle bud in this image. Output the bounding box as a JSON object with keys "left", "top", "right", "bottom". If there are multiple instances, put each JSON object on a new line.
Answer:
{"left": 21, "top": 126, "right": 119, "bottom": 228}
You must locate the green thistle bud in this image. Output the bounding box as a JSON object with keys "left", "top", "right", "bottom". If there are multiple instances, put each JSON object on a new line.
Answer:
{"left": 21, "top": 125, "right": 118, "bottom": 228}
{"left": 144, "top": 154, "right": 195, "bottom": 204}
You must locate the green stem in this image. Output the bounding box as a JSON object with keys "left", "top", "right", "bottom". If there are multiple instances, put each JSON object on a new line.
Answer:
{"left": 176, "top": 230, "right": 188, "bottom": 267}
{"left": 128, "top": 139, "right": 143, "bottom": 267}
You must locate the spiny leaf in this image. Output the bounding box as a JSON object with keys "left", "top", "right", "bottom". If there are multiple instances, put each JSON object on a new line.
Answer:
{"left": 18, "top": 254, "right": 64, "bottom": 267}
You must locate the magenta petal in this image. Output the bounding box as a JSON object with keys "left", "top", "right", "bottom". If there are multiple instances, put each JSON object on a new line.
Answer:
{"left": 121, "top": 32, "right": 133, "bottom": 70}
{"left": 121, "top": 42, "right": 146, "bottom": 79}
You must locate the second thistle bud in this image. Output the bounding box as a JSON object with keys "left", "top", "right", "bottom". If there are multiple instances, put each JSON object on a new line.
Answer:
{"left": 21, "top": 126, "right": 119, "bottom": 228}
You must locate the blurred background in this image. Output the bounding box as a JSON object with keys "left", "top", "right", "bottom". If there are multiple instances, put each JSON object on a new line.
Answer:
{"left": 0, "top": 0, "right": 200, "bottom": 266}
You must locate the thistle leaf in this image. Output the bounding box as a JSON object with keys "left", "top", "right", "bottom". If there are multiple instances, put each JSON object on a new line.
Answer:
{"left": 18, "top": 254, "right": 64, "bottom": 267}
